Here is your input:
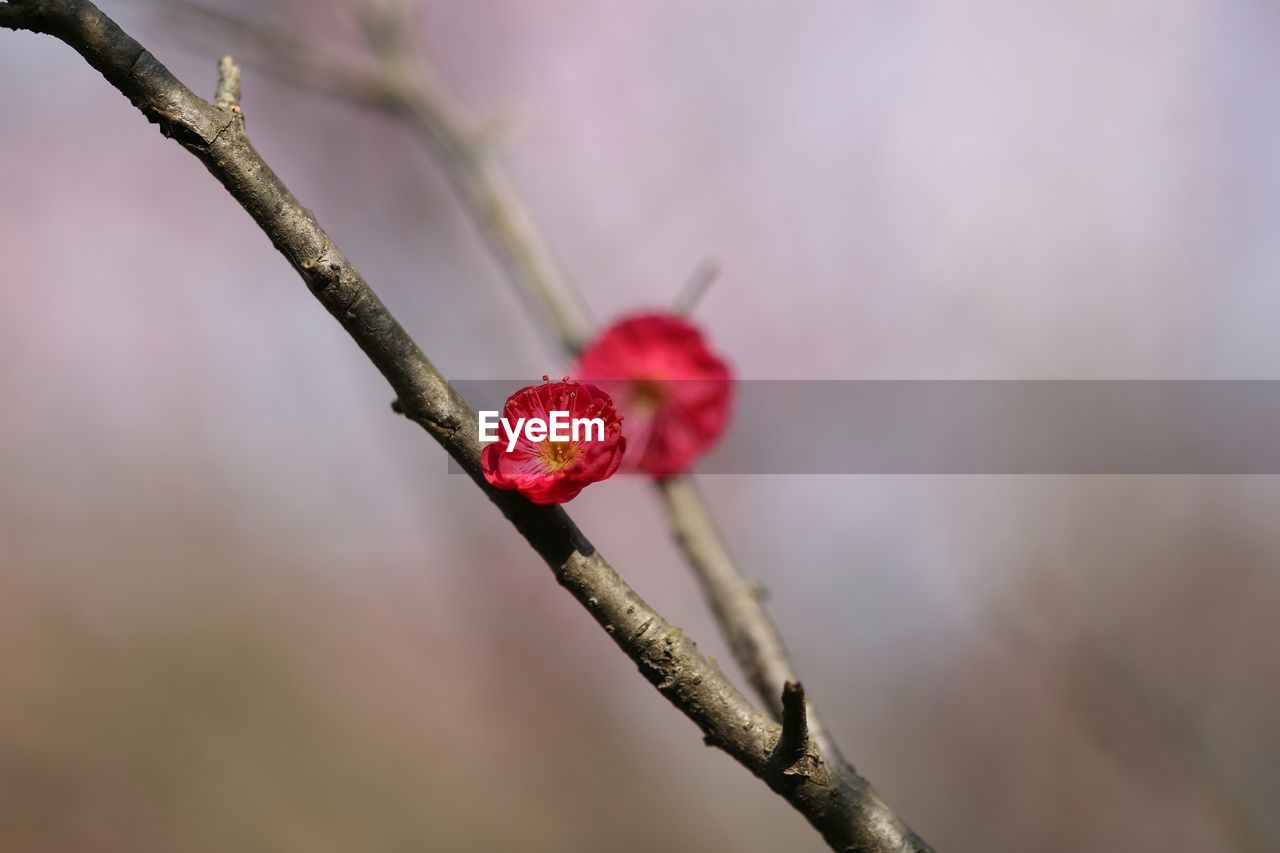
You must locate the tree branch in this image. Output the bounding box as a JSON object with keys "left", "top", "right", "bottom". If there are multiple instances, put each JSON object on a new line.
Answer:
{"left": 161, "top": 0, "right": 850, "bottom": 765}
{"left": 0, "top": 1, "right": 932, "bottom": 849}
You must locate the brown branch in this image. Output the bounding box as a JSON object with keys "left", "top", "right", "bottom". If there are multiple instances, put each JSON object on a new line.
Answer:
{"left": 162, "top": 0, "right": 850, "bottom": 765}
{"left": 0, "top": 1, "right": 932, "bottom": 850}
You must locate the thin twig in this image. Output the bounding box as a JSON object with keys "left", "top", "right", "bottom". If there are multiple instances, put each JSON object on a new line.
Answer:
{"left": 382, "top": 58, "right": 597, "bottom": 355}
{"left": 770, "top": 682, "right": 829, "bottom": 799}
{"left": 673, "top": 258, "right": 720, "bottom": 315}
{"left": 775, "top": 681, "right": 811, "bottom": 766}
{"left": 657, "top": 474, "right": 842, "bottom": 761}
{"left": 0, "top": 2, "right": 931, "bottom": 850}
{"left": 213, "top": 53, "right": 239, "bottom": 109}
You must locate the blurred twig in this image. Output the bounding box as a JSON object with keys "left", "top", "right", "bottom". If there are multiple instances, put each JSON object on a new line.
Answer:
{"left": 0, "top": 1, "right": 931, "bottom": 850}
{"left": 673, "top": 258, "right": 720, "bottom": 315}
{"left": 171, "top": 0, "right": 594, "bottom": 353}
{"left": 163, "top": 0, "right": 846, "bottom": 765}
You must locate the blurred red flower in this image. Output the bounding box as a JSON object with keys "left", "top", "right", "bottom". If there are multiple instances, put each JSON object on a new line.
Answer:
{"left": 574, "top": 313, "right": 732, "bottom": 478}
{"left": 481, "top": 379, "right": 626, "bottom": 504}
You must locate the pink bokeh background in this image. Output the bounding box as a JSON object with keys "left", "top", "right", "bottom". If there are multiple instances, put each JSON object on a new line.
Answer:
{"left": 2, "top": 2, "right": 1278, "bottom": 850}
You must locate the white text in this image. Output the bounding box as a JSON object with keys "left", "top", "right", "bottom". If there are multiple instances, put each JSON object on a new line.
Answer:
{"left": 479, "top": 411, "right": 606, "bottom": 451}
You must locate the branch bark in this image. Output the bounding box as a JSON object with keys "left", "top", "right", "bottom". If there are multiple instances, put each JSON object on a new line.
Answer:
{"left": 0, "top": 2, "right": 933, "bottom": 850}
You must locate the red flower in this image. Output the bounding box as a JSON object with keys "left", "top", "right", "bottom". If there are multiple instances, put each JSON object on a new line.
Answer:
{"left": 574, "top": 313, "right": 732, "bottom": 478}
{"left": 481, "top": 379, "right": 626, "bottom": 505}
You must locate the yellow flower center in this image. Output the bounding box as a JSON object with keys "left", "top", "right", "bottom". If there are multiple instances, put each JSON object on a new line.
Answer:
{"left": 540, "top": 440, "right": 578, "bottom": 470}
{"left": 630, "top": 379, "right": 665, "bottom": 411}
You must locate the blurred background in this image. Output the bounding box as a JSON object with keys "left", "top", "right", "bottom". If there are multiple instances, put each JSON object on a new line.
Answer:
{"left": 2, "top": 1, "right": 1279, "bottom": 850}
